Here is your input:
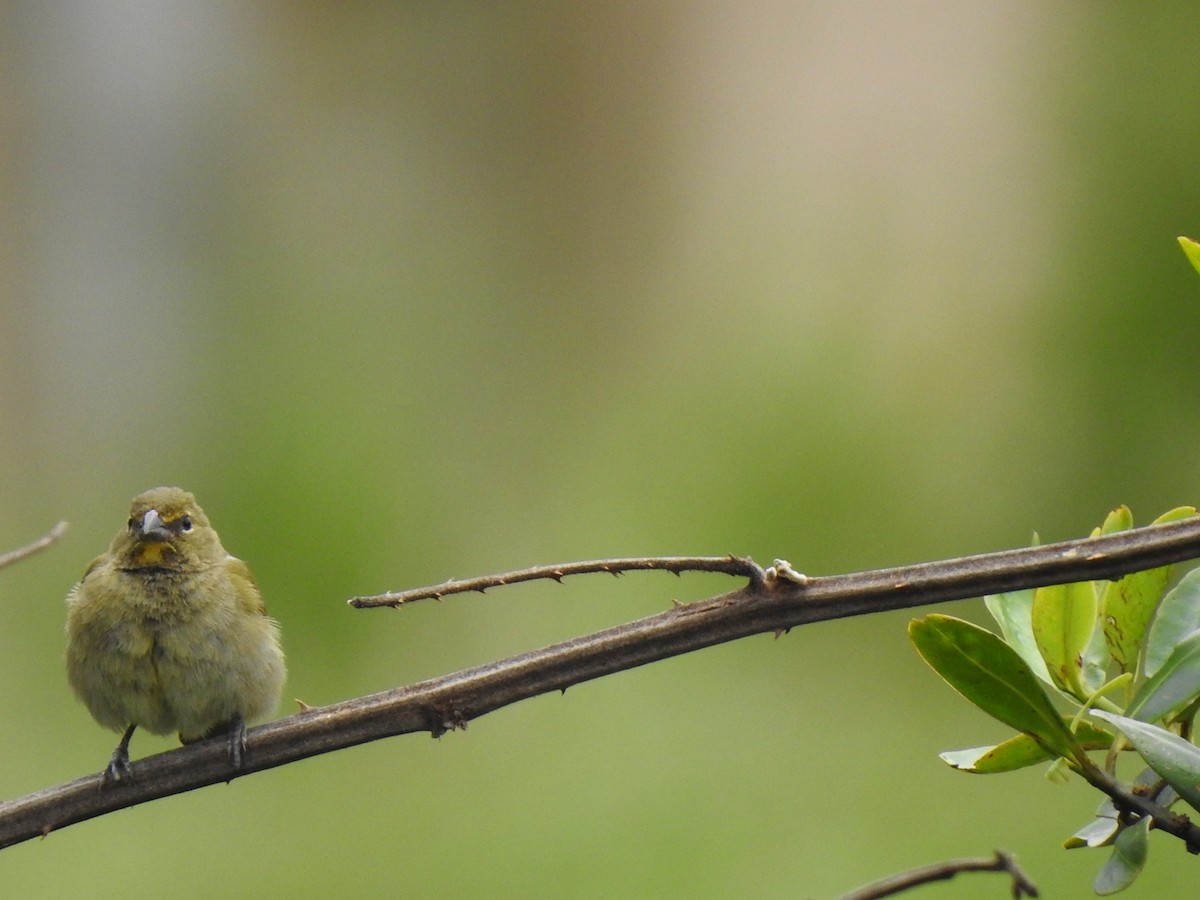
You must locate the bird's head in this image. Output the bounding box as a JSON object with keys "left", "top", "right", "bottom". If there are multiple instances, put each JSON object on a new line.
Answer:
{"left": 111, "top": 487, "right": 222, "bottom": 572}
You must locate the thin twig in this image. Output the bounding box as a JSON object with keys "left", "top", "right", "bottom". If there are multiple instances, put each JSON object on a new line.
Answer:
{"left": 6, "top": 517, "right": 1200, "bottom": 849}
{"left": 352, "top": 516, "right": 1200, "bottom": 614}
{"left": 839, "top": 850, "right": 1038, "bottom": 899}
{"left": 348, "top": 555, "right": 766, "bottom": 607}
{"left": 0, "top": 522, "right": 68, "bottom": 571}
{"left": 1080, "top": 764, "right": 1200, "bottom": 853}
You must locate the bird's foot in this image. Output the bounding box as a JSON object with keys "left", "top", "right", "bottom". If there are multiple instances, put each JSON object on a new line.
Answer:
{"left": 102, "top": 724, "right": 138, "bottom": 786}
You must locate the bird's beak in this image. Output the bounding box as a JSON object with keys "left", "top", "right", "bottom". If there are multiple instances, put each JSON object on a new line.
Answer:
{"left": 139, "top": 509, "right": 171, "bottom": 543}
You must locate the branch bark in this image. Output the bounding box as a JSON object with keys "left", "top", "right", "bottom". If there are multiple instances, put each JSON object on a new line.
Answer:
{"left": 5, "top": 517, "right": 1200, "bottom": 850}
{"left": 0, "top": 521, "right": 68, "bottom": 570}
{"left": 838, "top": 849, "right": 1039, "bottom": 899}
{"left": 348, "top": 555, "right": 767, "bottom": 607}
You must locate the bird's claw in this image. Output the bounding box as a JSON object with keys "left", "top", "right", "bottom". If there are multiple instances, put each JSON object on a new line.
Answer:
{"left": 103, "top": 751, "right": 132, "bottom": 785}
{"left": 101, "top": 724, "right": 137, "bottom": 787}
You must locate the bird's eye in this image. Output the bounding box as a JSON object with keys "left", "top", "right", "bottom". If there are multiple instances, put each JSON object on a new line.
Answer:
{"left": 127, "top": 517, "right": 137, "bottom": 530}
{"left": 180, "top": 515, "right": 193, "bottom": 532}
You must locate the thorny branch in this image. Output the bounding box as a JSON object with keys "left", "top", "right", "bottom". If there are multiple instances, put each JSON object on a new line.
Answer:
{"left": 5, "top": 517, "right": 1200, "bottom": 850}
{"left": 348, "top": 555, "right": 768, "bottom": 607}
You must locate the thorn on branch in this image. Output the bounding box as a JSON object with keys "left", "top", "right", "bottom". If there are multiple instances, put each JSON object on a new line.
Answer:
{"left": 426, "top": 703, "right": 469, "bottom": 738}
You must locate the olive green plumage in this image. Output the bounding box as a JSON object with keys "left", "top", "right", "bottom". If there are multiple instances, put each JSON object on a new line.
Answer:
{"left": 66, "top": 487, "right": 285, "bottom": 782}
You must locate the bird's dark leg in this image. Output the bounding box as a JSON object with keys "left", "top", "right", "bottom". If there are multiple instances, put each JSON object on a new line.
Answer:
{"left": 103, "top": 724, "right": 138, "bottom": 786}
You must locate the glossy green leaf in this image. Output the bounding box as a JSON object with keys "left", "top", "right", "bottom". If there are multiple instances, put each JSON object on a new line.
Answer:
{"left": 910, "top": 614, "right": 1081, "bottom": 760}
{"left": 1090, "top": 711, "right": 1200, "bottom": 812}
{"left": 1094, "top": 816, "right": 1150, "bottom": 895}
{"left": 1179, "top": 235, "right": 1200, "bottom": 277}
{"left": 984, "top": 589, "right": 1053, "bottom": 685}
{"left": 1032, "top": 580, "right": 1099, "bottom": 698}
{"left": 1145, "top": 567, "right": 1200, "bottom": 678}
{"left": 941, "top": 721, "right": 1112, "bottom": 774}
{"left": 1126, "top": 628, "right": 1200, "bottom": 723}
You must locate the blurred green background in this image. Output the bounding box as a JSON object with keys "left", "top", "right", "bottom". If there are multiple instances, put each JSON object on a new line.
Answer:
{"left": 3, "top": 3, "right": 1200, "bottom": 897}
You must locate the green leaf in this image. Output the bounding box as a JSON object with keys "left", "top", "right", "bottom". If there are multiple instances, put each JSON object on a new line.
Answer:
{"left": 1033, "top": 580, "right": 1099, "bottom": 698}
{"left": 1126, "top": 628, "right": 1200, "bottom": 723}
{"left": 1094, "top": 816, "right": 1151, "bottom": 895}
{"left": 1103, "top": 567, "right": 1172, "bottom": 675}
{"left": 1082, "top": 622, "right": 1112, "bottom": 695}
{"left": 1098, "top": 505, "right": 1133, "bottom": 536}
{"left": 941, "top": 721, "right": 1112, "bottom": 774}
{"left": 1065, "top": 812, "right": 1119, "bottom": 850}
{"left": 1151, "top": 505, "right": 1197, "bottom": 526}
{"left": 984, "top": 589, "right": 1054, "bottom": 685}
{"left": 1107, "top": 509, "right": 1199, "bottom": 674}
{"left": 940, "top": 742, "right": 1048, "bottom": 774}
{"left": 940, "top": 742, "right": 1045, "bottom": 774}
{"left": 1179, "top": 235, "right": 1200, "bottom": 277}
{"left": 910, "top": 614, "right": 1081, "bottom": 760}
{"left": 1145, "top": 567, "right": 1200, "bottom": 678}
{"left": 1090, "top": 711, "right": 1200, "bottom": 812}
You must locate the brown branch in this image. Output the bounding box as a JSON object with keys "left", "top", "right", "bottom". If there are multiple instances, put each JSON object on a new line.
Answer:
{"left": 0, "top": 521, "right": 68, "bottom": 571}
{"left": 838, "top": 850, "right": 1039, "bottom": 899}
{"left": 6, "top": 516, "right": 1200, "bottom": 850}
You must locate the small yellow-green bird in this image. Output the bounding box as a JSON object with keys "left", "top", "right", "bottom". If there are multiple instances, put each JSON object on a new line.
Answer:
{"left": 66, "top": 487, "right": 285, "bottom": 784}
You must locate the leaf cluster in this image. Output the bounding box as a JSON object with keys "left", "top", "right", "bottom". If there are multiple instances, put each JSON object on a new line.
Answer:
{"left": 911, "top": 505, "right": 1200, "bottom": 895}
